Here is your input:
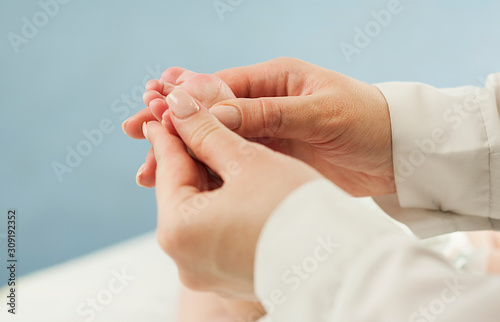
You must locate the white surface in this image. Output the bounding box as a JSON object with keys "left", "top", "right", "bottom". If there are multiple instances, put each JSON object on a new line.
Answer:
{"left": 1, "top": 232, "right": 180, "bottom": 322}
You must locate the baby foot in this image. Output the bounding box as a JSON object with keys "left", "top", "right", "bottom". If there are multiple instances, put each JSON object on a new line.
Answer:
{"left": 143, "top": 67, "right": 236, "bottom": 125}
{"left": 136, "top": 68, "right": 237, "bottom": 188}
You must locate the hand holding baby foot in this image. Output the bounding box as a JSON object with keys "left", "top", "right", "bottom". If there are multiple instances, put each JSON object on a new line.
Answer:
{"left": 124, "top": 58, "right": 394, "bottom": 197}
{"left": 143, "top": 89, "right": 320, "bottom": 298}
{"left": 124, "top": 67, "right": 237, "bottom": 187}
{"left": 124, "top": 67, "right": 236, "bottom": 139}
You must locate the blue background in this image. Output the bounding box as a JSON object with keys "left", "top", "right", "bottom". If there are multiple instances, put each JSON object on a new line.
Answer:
{"left": 1, "top": 0, "right": 500, "bottom": 285}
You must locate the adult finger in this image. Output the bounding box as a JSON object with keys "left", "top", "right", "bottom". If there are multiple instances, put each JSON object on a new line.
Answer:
{"left": 143, "top": 121, "right": 200, "bottom": 207}
{"left": 122, "top": 107, "right": 156, "bottom": 139}
{"left": 213, "top": 57, "right": 310, "bottom": 98}
{"left": 209, "top": 94, "right": 328, "bottom": 140}
{"left": 136, "top": 147, "right": 157, "bottom": 188}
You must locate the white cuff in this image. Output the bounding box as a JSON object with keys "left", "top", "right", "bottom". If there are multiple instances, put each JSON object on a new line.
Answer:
{"left": 376, "top": 76, "right": 500, "bottom": 220}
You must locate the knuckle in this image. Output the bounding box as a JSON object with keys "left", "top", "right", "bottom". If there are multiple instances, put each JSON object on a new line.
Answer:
{"left": 156, "top": 221, "right": 184, "bottom": 258}
{"left": 259, "top": 98, "right": 283, "bottom": 136}
{"left": 155, "top": 193, "right": 204, "bottom": 260}
{"left": 157, "top": 229, "right": 209, "bottom": 292}
{"left": 156, "top": 216, "right": 212, "bottom": 292}
{"left": 188, "top": 121, "right": 222, "bottom": 157}
{"left": 156, "top": 227, "right": 174, "bottom": 256}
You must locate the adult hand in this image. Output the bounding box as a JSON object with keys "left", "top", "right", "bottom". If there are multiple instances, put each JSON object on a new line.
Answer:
{"left": 124, "top": 58, "right": 394, "bottom": 196}
{"left": 144, "top": 89, "right": 320, "bottom": 298}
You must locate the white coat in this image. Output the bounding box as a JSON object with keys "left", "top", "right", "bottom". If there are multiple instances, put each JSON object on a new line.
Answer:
{"left": 255, "top": 74, "right": 500, "bottom": 321}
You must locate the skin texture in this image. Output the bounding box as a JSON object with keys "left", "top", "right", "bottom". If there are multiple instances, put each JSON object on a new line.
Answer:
{"left": 143, "top": 89, "right": 321, "bottom": 300}
{"left": 123, "top": 57, "right": 395, "bottom": 197}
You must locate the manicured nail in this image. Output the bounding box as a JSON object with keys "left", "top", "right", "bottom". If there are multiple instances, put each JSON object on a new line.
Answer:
{"left": 121, "top": 117, "right": 131, "bottom": 134}
{"left": 166, "top": 89, "right": 200, "bottom": 119}
{"left": 209, "top": 105, "right": 242, "bottom": 130}
{"left": 142, "top": 122, "right": 148, "bottom": 140}
{"left": 136, "top": 164, "right": 146, "bottom": 187}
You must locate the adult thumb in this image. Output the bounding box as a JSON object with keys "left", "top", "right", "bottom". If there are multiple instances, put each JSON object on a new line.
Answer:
{"left": 209, "top": 95, "right": 323, "bottom": 140}
{"left": 166, "top": 89, "right": 250, "bottom": 178}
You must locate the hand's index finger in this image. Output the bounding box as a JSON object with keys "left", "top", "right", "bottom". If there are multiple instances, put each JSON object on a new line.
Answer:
{"left": 213, "top": 58, "right": 310, "bottom": 99}
{"left": 122, "top": 107, "right": 157, "bottom": 139}
{"left": 143, "top": 121, "right": 200, "bottom": 207}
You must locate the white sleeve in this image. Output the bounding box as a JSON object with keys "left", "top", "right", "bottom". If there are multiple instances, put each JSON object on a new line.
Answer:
{"left": 254, "top": 179, "right": 500, "bottom": 322}
{"left": 373, "top": 74, "right": 500, "bottom": 238}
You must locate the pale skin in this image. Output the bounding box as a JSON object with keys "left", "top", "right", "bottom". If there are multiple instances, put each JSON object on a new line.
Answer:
{"left": 123, "top": 58, "right": 395, "bottom": 320}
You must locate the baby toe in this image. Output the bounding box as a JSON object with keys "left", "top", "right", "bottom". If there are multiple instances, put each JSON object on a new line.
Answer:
{"left": 146, "top": 79, "right": 176, "bottom": 96}
{"left": 160, "top": 67, "right": 195, "bottom": 85}
{"left": 143, "top": 90, "right": 164, "bottom": 106}
{"left": 150, "top": 97, "right": 169, "bottom": 121}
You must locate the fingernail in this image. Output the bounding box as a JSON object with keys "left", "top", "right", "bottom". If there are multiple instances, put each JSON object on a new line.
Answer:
{"left": 209, "top": 105, "right": 242, "bottom": 130}
{"left": 121, "top": 117, "right": 131, "bottom": 134}
{"left": 142, "top": 122, "right": 148, "bottom": 140}
{"left": 166, "top": 89, "right": 199, "bottom": 119}
{"left": 136, "top": 164, "right": 146, "bottom": 187}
